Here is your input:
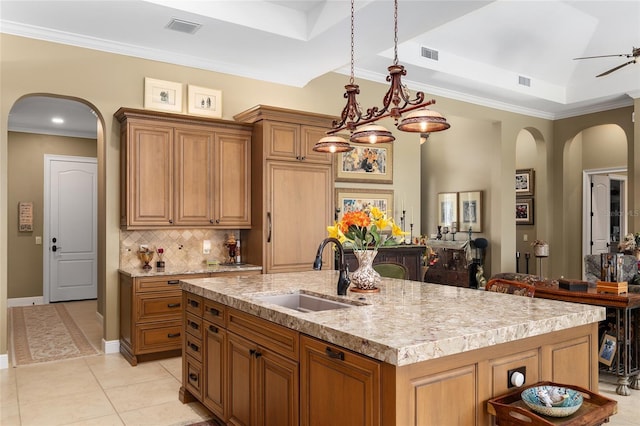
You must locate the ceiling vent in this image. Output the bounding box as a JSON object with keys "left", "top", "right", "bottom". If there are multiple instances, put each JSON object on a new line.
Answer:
{"left": 518, "top": 76, "right": 531, "bottom": 87}
{"left": 421, "top": 47, "right": 439, "bottom": 61}
{"left": 166, "top": 18, "right": 202, "bottom": 35}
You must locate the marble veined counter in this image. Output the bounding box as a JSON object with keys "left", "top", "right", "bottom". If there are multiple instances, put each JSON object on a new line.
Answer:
{"left": 119, "top": 263, "right": 262, "bottom": 278}
{"left": 180, "top": 270, "right": 605, "bottom": 366}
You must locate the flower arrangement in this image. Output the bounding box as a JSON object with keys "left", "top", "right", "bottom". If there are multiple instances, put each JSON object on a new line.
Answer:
{"left": 327, "top": 206, "right": 406, "bottom": 250}
{"left": 618, "top": 233, "right": 640, "bottom": 253}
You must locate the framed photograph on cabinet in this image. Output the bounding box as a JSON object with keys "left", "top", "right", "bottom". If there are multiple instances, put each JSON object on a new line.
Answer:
{"left": 437, "top": 192, "right": 458, "bottom": 227}
{"left": 335, "top": 188, "right": 394, "bottom": 221}
{"left": 187, "top": 84, "right": 222, "bottom": 118}
{"left": 143, "top": 77, "right": 182, "bottom": 113}
{"left": 516, "top": 168, "right": 535, "bottom": 197}
{"left": 458, "top": 191, "right": 482, "bottom": 233}
{"left": 335, "top": 144, "right": 393, "bottom": 184}
{"left": 598, "top": 334, "right": 617, "bottom": 366}
{"left": 516, "top": 197, "right": 534, "bottom": 225}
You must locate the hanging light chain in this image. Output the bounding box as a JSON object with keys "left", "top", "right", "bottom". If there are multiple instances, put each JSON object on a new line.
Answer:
{"left": 350, "top": 0, "right": 355, "bottom": 84}
{"left": 393, "top": 0, "right": 399, "bottom": 66}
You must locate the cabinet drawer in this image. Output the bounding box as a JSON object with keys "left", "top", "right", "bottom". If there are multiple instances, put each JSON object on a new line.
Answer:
{"left": 185, "top": 293, "right": 203, "bottom": 316}
{"left": 227, "top": 308, "right": 299, "bottom": 360}
{"left": 185, "top": 334, "right": 203, "bottom": 363}
{"left": 184, "top": 354, "right": 203, "bottom": 399}
{"left": 185, "top": 312, "right": 203, "bottom": 339}
{"left": 136, "top": 321, "right": 183, "bottom": 353}
{"left": 136, "top": 292, "right": 182, "bottom": 322}
{"left": 203, "top": 299, "right": 226, "bottom": 327}
{"left": 135, "top": 277, "right": 184, "bottom": 292}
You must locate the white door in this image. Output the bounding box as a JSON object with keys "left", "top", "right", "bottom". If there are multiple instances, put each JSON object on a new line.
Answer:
{"left": 591, "top": 174, "right": 610, "bottom": 255}
{"left": 45, "top": 155, "right": 98, "bottom": 302}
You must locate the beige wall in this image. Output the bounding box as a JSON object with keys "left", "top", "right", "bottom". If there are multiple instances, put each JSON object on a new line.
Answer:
{"left": 515, "top": 130, "right": 538, "bottom": 273}
{"left": 7, "top": 132, "right": 97, "bottom": 298}
{"left": 0, "top": 33, "right": 636, "bottom": 358}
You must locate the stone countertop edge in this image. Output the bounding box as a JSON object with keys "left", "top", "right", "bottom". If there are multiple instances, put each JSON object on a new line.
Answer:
{"left": 180, "top": 270, "right": 606, "bottom": 367}
{"left": 118, "top": 264, "right": 263, "bottom": 278}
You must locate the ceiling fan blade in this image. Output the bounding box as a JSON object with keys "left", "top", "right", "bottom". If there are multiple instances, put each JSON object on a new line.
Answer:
{"left": 574, "top": 53, "right": 629, "bottom": 60}
{"left": 596, "top": 60, "right": 636, "bottom": 77}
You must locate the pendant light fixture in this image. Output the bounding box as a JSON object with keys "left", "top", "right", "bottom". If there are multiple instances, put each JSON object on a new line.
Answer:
{"left": 316, "top": 0, "right": 450, "bottom": 151}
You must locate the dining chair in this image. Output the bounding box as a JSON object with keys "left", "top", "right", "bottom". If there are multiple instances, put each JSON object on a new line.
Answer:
{"left": 373, "top": 262, "right": 409, "bottom": 280}
{"left": 485, "top": 278, "right": 536, "bottom": 297}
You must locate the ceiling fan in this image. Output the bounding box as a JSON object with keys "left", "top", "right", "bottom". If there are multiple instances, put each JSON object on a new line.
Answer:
{"left": 574, "top": 47, "right": 639, "bottom": 77}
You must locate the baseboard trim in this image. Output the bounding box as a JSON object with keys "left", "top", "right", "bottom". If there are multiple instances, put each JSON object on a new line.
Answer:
{"left": 103, "top": 339, "right": 119, "bottom": 354}
{"left": 7, "top": 296, "right": 44, "bottom": 307}
{"left": 0, "top": 353, "right": 8, "bottom": 369}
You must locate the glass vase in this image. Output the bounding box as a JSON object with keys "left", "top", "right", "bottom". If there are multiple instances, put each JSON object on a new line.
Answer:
{"left": 350, "top": 249, "right": 380, "bottom": 291}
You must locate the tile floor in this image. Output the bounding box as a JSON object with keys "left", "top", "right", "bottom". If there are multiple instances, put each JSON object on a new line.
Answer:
{"left": 1, "top": 300, "right": 640, "bottom": 425}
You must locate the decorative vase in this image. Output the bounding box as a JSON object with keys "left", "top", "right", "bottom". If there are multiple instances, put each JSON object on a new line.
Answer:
{"left": 350, "top": 250, "right": 380, "bottom": 292}
{"left": 533, "top": 244, "right": 549, "bottom": 257}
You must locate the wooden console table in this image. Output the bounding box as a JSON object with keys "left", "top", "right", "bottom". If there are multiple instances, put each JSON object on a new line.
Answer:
{"left": 533, "top": 281, "right": 640, "bottom": 396}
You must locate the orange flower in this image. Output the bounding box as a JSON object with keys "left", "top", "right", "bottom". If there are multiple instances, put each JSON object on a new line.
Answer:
{"left": 339, "top": 210, "right": 371, "bottom": 232}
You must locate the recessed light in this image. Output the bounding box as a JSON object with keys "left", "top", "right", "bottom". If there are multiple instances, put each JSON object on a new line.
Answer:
{"left": 51, "top": 117, "right": 64, "bottom": 124}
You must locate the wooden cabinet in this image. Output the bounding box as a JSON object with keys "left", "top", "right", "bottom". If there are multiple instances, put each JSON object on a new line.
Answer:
{"left": 120, "top": 273, "right": 207, "bottom": 365}
{"left": 424, "top": 240, "right": 472, "bottom": 287}
{"left": 234, "top": 105, "right": 335, "bottom": 274}
{"left": 344, "top": 246, "right": 426, "bottom": 282}
{"left": 300, "top": 335, "right": 381, "bottom": 426}
{"left": 115, "top": 107, "right": 252, "bottom": 229}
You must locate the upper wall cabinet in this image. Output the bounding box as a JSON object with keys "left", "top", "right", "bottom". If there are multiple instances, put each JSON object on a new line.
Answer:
{"left": 115, "top": 108, "right": 252, "bottom": 229}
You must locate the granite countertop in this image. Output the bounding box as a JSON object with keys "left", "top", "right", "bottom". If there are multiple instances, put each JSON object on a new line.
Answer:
{"left": 180, "top": 270, "right": 605, "bottom": 366}
{"left": 119, "top": 263, "right": 262, "bottom": 278}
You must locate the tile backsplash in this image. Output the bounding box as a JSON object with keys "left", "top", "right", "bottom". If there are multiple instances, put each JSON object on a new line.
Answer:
{"left": 120, "top": 229, "right": 237, "bottom": 270}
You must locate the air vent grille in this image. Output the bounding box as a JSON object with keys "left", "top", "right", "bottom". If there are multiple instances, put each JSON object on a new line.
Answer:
{"left": 518, "top": 76, "right": 531, "bottom": 87}
{"left": 166, "top": 18, "right": 202, "bottom": 34}
{"left": 421, "top": 47, "right": 439, "bottom": 61}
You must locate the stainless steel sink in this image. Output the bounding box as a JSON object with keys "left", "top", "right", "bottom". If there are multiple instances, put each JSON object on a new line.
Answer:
{"left": 255, "top": 292, "right": 363, "bottom": 313}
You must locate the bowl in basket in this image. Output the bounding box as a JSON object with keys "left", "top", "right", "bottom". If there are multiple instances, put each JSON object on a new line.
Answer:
{"left": 521, "top": 385, "right": 583, "bottom": 417}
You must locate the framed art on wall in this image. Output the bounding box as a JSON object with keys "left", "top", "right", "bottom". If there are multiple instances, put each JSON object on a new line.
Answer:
{"left": 143, "top": 77, "right": 182, "bottom": 113}
{"left": 598, "top": 334, "right": 617, "bottom": 366}
{"left": 516, "top": 197, "right": 534, "bottom": 225}
{"left": 516, "top": 168, "right": 535, "bottom": 197}
{"left": 187, "top": 84, "right": 222, "bottom": 118}
{"left": 335, "top": 188, "right": 394, "bottom": 221}
{"left": 458, "top": 191, "right": 482, "bottom": 233}
{"left": 437, "top": 192, "right": 458, "bottom": 227}
{"left": 335, "top": 144, "right": 393, "bottom": 184}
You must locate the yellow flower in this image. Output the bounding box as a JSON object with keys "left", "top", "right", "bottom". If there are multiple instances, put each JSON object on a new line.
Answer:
{"left": 390, "top": 220, "right": 408, "bottom": 237}
{"left": 327, "top": 222, "right": 347, "bottom": 244}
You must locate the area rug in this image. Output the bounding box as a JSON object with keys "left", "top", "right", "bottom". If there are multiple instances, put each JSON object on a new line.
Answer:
{"left": 10, "top": 304, "right": 98, "bottom": 366}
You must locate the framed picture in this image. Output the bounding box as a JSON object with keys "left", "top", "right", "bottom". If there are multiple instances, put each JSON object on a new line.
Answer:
{"left": 187, "top": 84, "right": 222, "bottom": 118}
{"left": 335, "top": 188, "right": 394, "bottom": 221}
{"left": 516, "top": 197, "right": 534, "bottom": 225}
{"left": 598, "top": 334, "right": 617, "bottom": 366}
{"left": 458, "top": 191, "right": 482, "bottom": 233}
{"left": 437, "top": 192, "right": 458, "bottom": 227}
{"left": 335, "top": 144, "right": 393, "bottom": 184}
{"left": 144, "top": 77, "right": 182, "bottom": 113}
{"left": 516, "top": 168, "right": 535, "bottom": 197}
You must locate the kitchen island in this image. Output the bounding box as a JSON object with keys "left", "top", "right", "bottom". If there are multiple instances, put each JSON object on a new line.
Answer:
{"left": 179, "top": 270, "right": 605, "bottom": 425}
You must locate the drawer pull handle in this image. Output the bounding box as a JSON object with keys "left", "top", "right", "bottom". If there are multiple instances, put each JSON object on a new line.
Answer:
{"left": 188, "top": 342, "right": 200, "bottom": 352}
{"left": 325, "top": 347, "right": 345, "bottom": 361}
{"left": 168, "top": 332, "right": 181, "bottom": 338}
{"left": 189, "top": 300, "right": 200, "bottom": 308}
{"left": 208, "top": 307, "right": 220, "bottom": 316}
{"left": 167, "top": 280, "right": 179, "bottom": 285}
{"left": 189, "top": 321, "right": 200, "bottom": 330}
{"left": 208, "top": 325, "right": 219, "bottom": 334}
{"left": 189, "top": 373, "right": 198, "bottom": 382}
{"left": 167, "top": 303, "right": 180, "bottom": 308}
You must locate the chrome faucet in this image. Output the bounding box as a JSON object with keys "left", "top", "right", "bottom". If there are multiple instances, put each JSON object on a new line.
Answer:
{"left": 313, "top": 237, "right": 350, "bottom": 295}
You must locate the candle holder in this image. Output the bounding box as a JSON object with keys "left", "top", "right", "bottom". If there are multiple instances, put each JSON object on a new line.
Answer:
{"left": 409, "top": 223, "right": 414, "bottom": 245}
{"left": 401, "top": 209, "right": 406, "bottom": 241}
{"left": 451, "top": 222, "right": 457, "bottom": 241}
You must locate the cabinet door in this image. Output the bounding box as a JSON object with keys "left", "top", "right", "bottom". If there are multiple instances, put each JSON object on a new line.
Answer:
{"left": 266, "top": 161, "right": 333, "bottom": 273}
{"left": 204, "top": 320, "right": 227, "bottom": 421}
{"left": 128, "top": 122, "right": 174, "bottom": 226}
{"left": 300, "top": 336, "right": 380, "bottom": 426}
{"left": 256, "top": 349, "right": 299, "bottom": 426}
{"left": 300, "top": 125, "right": 332, "bottom": 165}
{"left": 174, "top": 127, "right": 214, "bottom": 225}
{"left": 264, "top": 121, "right": 300, "bottom": 161}
{"left": 227, "top": 332, "right": 255, "bottom": 426}
{"left": 214, "top": 132, "right": 251, "bottom": 227}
